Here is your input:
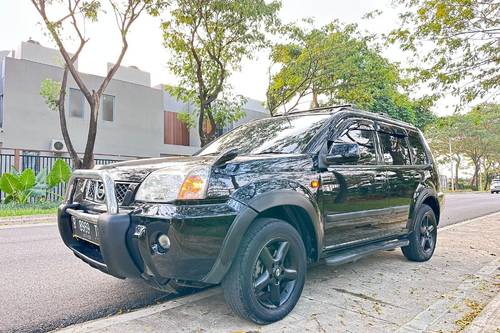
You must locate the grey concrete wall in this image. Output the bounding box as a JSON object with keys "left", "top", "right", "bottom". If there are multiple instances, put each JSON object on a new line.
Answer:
{"left": 0, "top": 57, "right": 197, "bottom": 156}
{"left": 16, "top": 41, "right": 77, "bottom": 69}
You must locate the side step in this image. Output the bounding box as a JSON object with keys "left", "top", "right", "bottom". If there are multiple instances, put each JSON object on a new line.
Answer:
{"left": 324, "top": 239, "right": 409, "bottom": 266}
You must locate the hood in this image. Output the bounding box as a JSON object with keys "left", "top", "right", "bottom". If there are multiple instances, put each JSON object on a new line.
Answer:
{"left": 97, "top": 153, "right": 308, "bottom": 182}
{"left": 97, "top": 155, "right": 216, "bottom": 182}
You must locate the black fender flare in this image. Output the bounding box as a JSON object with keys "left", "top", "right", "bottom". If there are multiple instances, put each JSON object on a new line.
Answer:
{"left": 408, "top": 185, "right": 443, "bottom": 229}
{"left": 202, "top": 190, "right": 323, "bottom": 284}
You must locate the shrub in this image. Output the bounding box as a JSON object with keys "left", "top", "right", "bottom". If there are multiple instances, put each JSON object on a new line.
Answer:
{"left": 0, "top": 159, "right": 72, "bottom": 204}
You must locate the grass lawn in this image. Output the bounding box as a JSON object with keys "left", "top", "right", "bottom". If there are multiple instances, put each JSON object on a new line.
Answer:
{"left": 0, "top": 202, "right": 60, "bottom": 218}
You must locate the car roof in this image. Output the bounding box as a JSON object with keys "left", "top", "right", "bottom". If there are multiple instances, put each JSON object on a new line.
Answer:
{"left": 275, "top": 105, "right": 419, "bottom": 132}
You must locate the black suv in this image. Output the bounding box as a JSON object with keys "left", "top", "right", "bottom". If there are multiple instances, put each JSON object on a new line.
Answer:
{"left": 58, "top": 106, "right": 443, "bottom": 324}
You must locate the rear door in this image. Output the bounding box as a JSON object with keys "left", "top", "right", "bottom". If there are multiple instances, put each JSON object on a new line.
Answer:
{"left": 376, "top": 124, "right": 421, "bottom": 236}
{"left": 321, "top": 118, "right": 392, "bottom": 248}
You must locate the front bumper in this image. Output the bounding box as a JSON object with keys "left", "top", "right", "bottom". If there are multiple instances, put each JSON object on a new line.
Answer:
{"left": 58, "top": 205, "right": 141, "bottom": 279}
{"left": 58, "top": 169, "right": 238, "bottom": 284}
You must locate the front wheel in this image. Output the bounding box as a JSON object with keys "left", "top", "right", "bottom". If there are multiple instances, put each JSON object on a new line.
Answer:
{"left": 402, "top": 204, "right": 438, "bottom": 262}
{"left": 222, "top": 218, "right": 307, "bottom": 324}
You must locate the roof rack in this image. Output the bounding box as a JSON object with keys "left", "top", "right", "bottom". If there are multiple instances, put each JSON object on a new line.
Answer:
{"left": 283, "top": 104, "right": 355, "bottom": 116}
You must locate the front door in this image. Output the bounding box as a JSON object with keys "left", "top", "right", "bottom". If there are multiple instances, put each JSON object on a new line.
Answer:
{"left": 321, "top": 119, "right": 392, "bottom": 248}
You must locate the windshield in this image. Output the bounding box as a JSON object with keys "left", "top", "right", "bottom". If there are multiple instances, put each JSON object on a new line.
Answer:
{"left": 197, "top": 114, "right": 331, "bottom": 156}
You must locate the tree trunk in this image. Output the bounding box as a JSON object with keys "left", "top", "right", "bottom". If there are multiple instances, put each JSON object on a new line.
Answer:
{"left": 454, "top": 156, "right": 460, "bottom": 189}
{"left": 198, "top": 102, "right": 217, "bottom": 147}
{"left": 81, "top": 97, "right": 99, "bottom": 169}
{"left": 58, "top": 67, "right": 82, "bottom": 169}
{"left": 311, "top": 89, "right": 319, "bottom": 109}
{"left": 471, "top": 159, "right": 481, "bottom": 191}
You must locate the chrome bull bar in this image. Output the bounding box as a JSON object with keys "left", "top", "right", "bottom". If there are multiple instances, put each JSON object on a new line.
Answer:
{"left": 65, "top": 169, "right": 119, "bottom": 214}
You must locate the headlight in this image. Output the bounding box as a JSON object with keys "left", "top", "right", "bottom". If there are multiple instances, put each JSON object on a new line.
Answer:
{"left": 135, "top": 166, "right": 210, "bottom": 202}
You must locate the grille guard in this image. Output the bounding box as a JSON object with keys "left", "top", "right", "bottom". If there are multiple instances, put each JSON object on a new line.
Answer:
{"left": 65, "top": 169, "right": 119, "bottom": 214}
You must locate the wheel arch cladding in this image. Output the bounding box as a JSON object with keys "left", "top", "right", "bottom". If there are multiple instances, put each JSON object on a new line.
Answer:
{"left": 257, "top": 204, "right": 319, "bottom": 263}
{"left": 202, "top": 189, "right": 323, "bottom": 284}
{"left": 246, "top": 189, "right": 323, "bottom": 262}
{"left": 422, "top": 195, "right": 440, "bottom": 224}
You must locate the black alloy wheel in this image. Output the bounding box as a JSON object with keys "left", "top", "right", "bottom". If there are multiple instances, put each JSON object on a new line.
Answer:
{"left": 418, "top": 213, "right": 436, "bottom": 255}
{"left": 222, "top": 218, "right": 307, "bottom": 324}
{"left": 253, "top": 239, "right": 299, "bottom": 309}
{"left": 402, "top": 204, "right": 438, "bottom": 262}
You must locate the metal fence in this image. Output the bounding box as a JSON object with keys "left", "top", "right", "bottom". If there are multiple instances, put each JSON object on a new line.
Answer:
{"left": 0, "top": 152, "right": 124, "bottom": 202}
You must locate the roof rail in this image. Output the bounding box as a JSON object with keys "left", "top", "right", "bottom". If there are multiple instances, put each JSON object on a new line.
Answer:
{"left": 283, "top": 104, "right": 354, "bottom": 116}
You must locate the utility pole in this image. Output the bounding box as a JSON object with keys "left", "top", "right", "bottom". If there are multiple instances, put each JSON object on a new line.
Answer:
{"left": 449, "top": 137, "right": 454, "bottom": 191}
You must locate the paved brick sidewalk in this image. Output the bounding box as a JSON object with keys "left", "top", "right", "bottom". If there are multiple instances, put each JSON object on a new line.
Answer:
{"left": 59, "top": 213, "right": 500, "bottom": 333}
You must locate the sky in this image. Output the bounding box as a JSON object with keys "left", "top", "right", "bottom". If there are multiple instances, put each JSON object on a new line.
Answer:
{"left": 0, "top": 0, "right": 460, "bottom": 115}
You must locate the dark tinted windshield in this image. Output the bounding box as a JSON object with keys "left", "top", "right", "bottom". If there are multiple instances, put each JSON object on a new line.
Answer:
{"left": 197, "top": 114, "right": 331, "bottom": 156}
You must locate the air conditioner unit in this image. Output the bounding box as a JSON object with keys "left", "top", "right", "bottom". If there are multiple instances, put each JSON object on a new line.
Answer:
{"left": 50, "top": 139, "right": 67, "bottom": 152}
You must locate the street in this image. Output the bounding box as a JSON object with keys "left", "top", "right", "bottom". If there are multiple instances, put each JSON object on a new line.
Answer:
{"left": 0, "top": 192, "right": 499, "bottom": 333}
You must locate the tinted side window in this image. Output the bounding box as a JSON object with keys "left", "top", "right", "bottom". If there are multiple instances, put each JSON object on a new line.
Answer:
{"left": 378, "top": 126, "right": 411, "bottom": 165}
{"left": 408, "top": 131, "right": 428, "bottom": 165}
{"left": 331, "top": 122, "right": 377, "bottom": 165}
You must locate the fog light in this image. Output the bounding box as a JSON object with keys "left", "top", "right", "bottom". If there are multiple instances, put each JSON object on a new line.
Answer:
{"left": 157, "top": 234, "right": 171, "bottom": 250}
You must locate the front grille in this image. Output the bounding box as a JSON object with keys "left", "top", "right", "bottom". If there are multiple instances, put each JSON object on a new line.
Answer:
{"left": 84, "top": 180, "right": 136, "bottom": 205}
{"left": 115, "top": 183, "right": 131, "bottom": 203}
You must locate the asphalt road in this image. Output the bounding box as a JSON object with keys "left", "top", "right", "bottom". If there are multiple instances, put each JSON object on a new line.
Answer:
{"left": 0, "top": 192, "right": 499, "bottom": 333}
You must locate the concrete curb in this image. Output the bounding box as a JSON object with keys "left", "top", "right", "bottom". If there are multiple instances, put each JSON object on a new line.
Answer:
{"left": 0, "top": 214, "right": 56, "bottom": 227}
{"left": 396, "top": 258, "right": 500, "bottom": 333}
{"left": 439, "top": 211, "right": 500, "bottom": 231}
{"left": 0, "top": 222, "right": 56, "bottom": 230}
{"left": 465, "top": 292, "right": 500, "bottom": 333}
{"left": 56, "top": 288, "right": 222, "bottom": 333}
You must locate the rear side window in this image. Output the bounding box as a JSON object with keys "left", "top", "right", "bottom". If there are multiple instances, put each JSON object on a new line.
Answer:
{"left": 377, "top": 126, "right": 411, "bottom": 165}
{"left": 408, "top": 131, "right": 429, "bottom": 165}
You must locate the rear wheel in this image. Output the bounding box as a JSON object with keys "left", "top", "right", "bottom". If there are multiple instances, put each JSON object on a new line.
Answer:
{"left": 402, "top": 204, "right": 437, "bottom": 262}
{"left": 222, "top": 218, "right": 307, "bottom": 324}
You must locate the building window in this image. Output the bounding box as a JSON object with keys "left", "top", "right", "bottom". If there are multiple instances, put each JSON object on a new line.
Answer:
{"left": 101, "top": 94, "right": 114, "bottom": 122}
{"left": 0, "top": 94, "right": 3, "bottom": 128}
{"left": 69, "top": 88, "right": 84, "bottom": 118}
{"left": 164, "top": 111, "right": 190, "bottom": 146}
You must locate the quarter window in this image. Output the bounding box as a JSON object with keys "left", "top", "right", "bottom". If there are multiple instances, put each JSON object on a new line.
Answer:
{"left": 378, "top": 126, "right": 411, "bottom": 165}
{"left": 331, "top": 122, "right": 378, "bottom": 165}
{"left": 408, "top": 131, "right": 428, "bottom": 165}
{"left": 101, "top": 94, "right": 114, "bottom": 122}
{"left": 69, "top": 88, "right": 84, "bottom": 118}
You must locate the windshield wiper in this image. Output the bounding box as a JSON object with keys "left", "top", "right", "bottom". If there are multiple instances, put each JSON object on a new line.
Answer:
{"left": 256, "top": 151, "right": 289, "bottom": 155}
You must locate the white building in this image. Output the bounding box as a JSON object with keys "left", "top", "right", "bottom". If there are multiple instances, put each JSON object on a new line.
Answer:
{"left": 0, "top": 40, "right": 268, "bottom": 159}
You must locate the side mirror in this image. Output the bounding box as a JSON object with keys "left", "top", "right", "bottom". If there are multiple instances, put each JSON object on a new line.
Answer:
{"left": 325, "top": 143, "right": 360, "bottom": 164}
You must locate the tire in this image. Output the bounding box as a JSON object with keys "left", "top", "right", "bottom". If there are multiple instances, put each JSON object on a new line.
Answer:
{"left": 222, "top": 218, "right": 307, "bottom": 324}
{"left": 402, "top": 204, "right": 438, "bottom": 262}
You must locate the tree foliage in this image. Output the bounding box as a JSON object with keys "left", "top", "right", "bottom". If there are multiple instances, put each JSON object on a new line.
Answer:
{"left": 425, "top": 103, "right": 500, "bottom": 190}
{"left": 161, "top": 0, "right": 281, "bottom": 146}
{"left": 389, "top": 0, "right": 500, "bottom": 105}
{"left": 266, "top": 22, "right": 436, "bottom": 128}
{"left": 33, "top": 0, "right": 166, "bottom": 168}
